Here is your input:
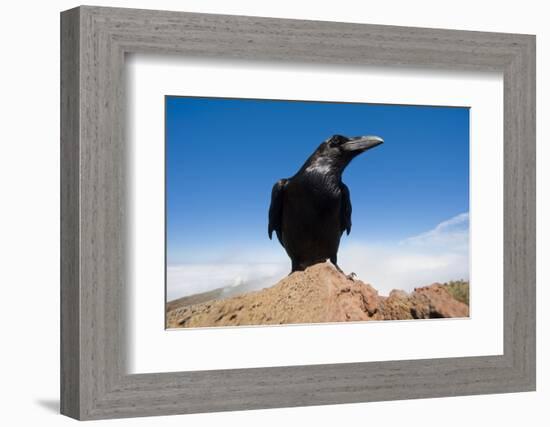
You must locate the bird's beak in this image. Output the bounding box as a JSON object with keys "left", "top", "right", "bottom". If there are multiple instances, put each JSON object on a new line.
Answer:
{"left": 342, "top": 135, "right": 384, "bottom": 152}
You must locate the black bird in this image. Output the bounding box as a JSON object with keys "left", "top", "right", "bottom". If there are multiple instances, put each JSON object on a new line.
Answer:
{"left": 268, "top": 134, "right": 383, "bottom": 273}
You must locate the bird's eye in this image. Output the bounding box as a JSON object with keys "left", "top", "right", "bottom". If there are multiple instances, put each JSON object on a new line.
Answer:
{"left": 329, "top": 135, "right": 345, "bottom": 146}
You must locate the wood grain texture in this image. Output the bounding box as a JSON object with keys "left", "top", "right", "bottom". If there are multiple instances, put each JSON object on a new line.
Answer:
{"left": 60, "top": 7, "right": 80, "bottom": 419}
{"left": 60, "top": 6, "right": 536, "bottom": 420}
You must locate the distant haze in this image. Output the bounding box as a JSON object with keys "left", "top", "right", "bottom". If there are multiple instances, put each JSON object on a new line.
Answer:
{"left": 167, "top": 212, "right": 469, "bottom": 300}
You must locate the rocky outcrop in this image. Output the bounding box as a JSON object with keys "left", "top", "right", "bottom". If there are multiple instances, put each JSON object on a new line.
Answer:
{"left": 166, "top": 262, "right": 469, "bottom": 328}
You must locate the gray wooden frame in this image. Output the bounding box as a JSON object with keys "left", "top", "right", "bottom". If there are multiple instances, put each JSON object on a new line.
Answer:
{"left": 60, "top": 5, "right": 536, "bottom": 420}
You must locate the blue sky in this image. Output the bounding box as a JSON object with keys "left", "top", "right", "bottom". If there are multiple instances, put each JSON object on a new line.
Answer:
{"left": 165, "top": 96, "right": 469, "bottom": 298}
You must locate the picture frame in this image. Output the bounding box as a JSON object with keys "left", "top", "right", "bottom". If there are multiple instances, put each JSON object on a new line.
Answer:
{"left": 60, "top": 5, "right": 536, "bottom": 420}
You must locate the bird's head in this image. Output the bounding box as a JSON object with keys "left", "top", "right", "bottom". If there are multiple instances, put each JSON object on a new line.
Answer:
{"left": 302, "top": 134, "right": 384, "bottom": 176}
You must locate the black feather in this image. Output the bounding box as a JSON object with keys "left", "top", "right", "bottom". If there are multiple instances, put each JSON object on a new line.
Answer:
{"left": 268, "top": 179, "right": 288, "bottom": 246}
{"left": 340, "top": 183, "right": 352, "bottom": 235}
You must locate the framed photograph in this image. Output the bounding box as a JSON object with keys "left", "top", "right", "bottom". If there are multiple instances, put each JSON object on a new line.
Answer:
{"left": 164, "top": 97, "right": 471, "bottom": 330}
{"left": 61, "top": 6, "right": 535, "bottom": 420}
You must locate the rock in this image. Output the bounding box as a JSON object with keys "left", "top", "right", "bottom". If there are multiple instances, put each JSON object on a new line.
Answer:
{"left": 410, "top": 284, "right": 471, "bottom": 318}
{"left": 166, "top": 261, "right": 469, "bottom": 328}
{"left": 380, "top": 289, "right": 415, "bottom": 320}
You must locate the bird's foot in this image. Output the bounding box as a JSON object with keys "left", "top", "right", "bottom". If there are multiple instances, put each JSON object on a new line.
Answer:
{"left": 331, "top": 262, "right": 357, "bottom": 281}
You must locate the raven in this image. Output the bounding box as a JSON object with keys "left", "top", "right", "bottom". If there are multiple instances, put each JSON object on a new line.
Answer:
{"left": 268, "top": 134, "right": 383, "bottom": 272}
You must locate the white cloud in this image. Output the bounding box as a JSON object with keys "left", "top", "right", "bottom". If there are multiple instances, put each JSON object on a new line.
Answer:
{"left": 339, "top": 212, "right": 469, "bottom": 295}
{"left": 400, "top": 212, "right": 469, "bottom": 251}
{"left": 167, "top": 261, "right": 288, "bottom": 301}
{"left": 167, "top": 213, "right": 469, "bottom": 300}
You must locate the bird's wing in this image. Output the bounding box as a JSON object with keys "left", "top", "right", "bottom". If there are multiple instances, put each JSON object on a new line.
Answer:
{"left": 268, "top": 179, "right": 288, "bottom": 246}
{"left": 340, "top": 183, "right": 352, "bottom": 235}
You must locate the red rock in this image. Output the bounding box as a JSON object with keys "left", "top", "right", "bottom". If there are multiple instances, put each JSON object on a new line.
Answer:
{"left": 166, "top": 261, "right": 469, "bottom": 328}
